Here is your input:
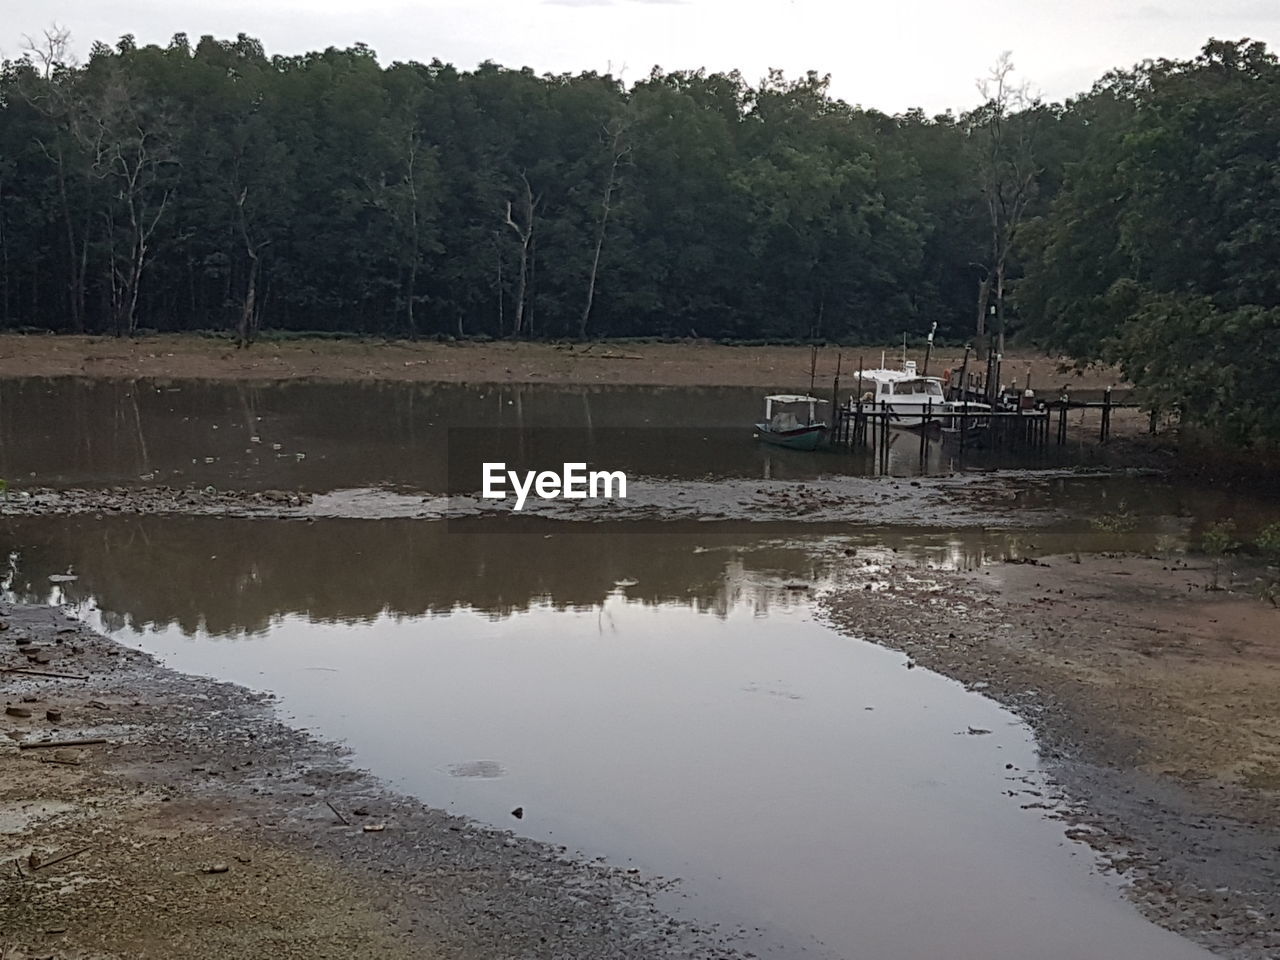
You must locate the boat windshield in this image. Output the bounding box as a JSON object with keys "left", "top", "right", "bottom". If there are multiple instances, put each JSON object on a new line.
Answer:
{"left": 902, "top": 379, "right": 943, "bottom": 396}
{"left": 770, "top": 410, "right": 806, "bottom": 430}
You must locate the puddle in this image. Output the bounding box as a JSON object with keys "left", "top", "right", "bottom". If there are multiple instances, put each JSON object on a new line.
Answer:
{"left": 0, "top": 799, "right": 77, "bottom": 835}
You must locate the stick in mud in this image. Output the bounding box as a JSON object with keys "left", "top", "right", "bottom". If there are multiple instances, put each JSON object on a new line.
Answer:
{"left": 17, "top": 737, "right": 108, "bottom": 750}
{"left": 325, "top": 800, "right": 351, "bottom": 825}
{"left": 31, "top": 845, "right": 92, "bottom": 871}
{"left": 0, "top": 667, "right": 89, "bottom": 680}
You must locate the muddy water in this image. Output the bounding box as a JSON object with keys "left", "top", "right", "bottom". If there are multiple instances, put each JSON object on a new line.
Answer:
{"left": 2, "top": 515, "right": 1215, "bottom": 960}
{"left": 0, "top": 376, "right": 1161, "bottom": 489}
{"left": 0, "top": 377, "right": 1263, "bottom": 959}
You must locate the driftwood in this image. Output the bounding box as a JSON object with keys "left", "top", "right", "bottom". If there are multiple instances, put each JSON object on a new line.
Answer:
{"left": 31, "top": 845, "right": 91, "bottom": 871}
{"left": 1, "top": 667, "right": 88, "bottom": 680}
{"left": 325, "top": 800, "right": 350, "bottom": 826}
{"left": 17, "top": 737, "right": 107, "bottom": 751}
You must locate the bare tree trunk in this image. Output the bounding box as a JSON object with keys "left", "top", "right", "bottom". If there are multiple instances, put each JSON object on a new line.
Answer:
{"left": 234, "top": 188, "right": 268, "bottom": 348}
{"left": 55, "top": 160, "right": 85, "bottom": 333}
{"left": 237, "top": 253, "right": 260, "bottom": 348}
{"left": 504, "top": 174, "right": 539, "bottom": 337}
{"left": 405, "top": 138, "right": 420, "bottom": 341}
{"left": 994, "top": 261, "right": 1007, "bottom": 357}
{"left": 495, "top": 235, "right": 503, "bottom": 335}
{"left": 579, "top": 119, "right": 629, "bottom": 339}
{"left": 975, "top": 276, "right": 991, "bottom": 360}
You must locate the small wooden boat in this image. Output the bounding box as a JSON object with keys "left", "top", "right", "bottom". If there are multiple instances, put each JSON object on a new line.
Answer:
{"left": 755, "top": 395, "right": 828, "bottom": 451}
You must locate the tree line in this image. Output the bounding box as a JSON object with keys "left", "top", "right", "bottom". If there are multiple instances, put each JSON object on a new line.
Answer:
{"left": 0, "top": 32, "right": 1277, "bottom": 439}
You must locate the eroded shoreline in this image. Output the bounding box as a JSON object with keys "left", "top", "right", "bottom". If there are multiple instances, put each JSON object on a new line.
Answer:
{"left": 818, "top": 550, "right": 1280, "bottom": 959}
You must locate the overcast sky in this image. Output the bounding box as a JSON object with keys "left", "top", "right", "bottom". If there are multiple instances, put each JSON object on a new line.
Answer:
{"left": 5, "top": 0, "right": 1278, "bottom": 113}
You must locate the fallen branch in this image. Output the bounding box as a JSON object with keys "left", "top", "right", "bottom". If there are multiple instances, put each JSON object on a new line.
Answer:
{"left": 0, "top": 667, "right": 88, "bottom": 680}
{"left": 325, "top": 800, "right": 350, "bottom": 825}
{"left": 31, "top": 845, "right": 91, "bottom": 871}
{"left": 17, "top": 737, "right": 107, "bottom": 751}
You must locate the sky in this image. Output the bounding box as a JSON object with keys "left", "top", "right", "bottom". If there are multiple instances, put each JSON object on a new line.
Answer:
{"left": 4, "top": 0, "right": 1279, "bottom": 113}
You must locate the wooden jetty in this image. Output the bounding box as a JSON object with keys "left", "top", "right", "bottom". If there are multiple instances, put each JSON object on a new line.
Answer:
{"left": 826, "top": 353, "right": 1140, "bottom": 470}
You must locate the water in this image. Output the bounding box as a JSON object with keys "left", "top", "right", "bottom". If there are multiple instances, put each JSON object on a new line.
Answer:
{"left": 1, "top": 377, "right": 1262, "bottom": 959}
{"left": 0, "top": 377, "right": 1175, "bottom": 490}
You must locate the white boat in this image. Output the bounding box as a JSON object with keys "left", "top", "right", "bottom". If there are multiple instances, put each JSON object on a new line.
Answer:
{"left": 845, "top": 359, "right": 946, "bottom": 428}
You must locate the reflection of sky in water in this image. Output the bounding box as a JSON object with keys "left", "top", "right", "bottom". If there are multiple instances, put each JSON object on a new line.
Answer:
{"left": 62, "top": 584, "right": 1209, "bottom": 960}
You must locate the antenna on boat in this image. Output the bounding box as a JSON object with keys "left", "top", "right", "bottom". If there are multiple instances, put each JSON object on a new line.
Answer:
{"left": 902, "top": 332, "right": 907, "bottom": 367}
{"left": 808, "top": 343, "right": 818, "bottom": 396}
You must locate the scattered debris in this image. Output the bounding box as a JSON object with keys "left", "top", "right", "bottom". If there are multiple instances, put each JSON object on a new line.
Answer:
{"left": 1, "top": 667, "right": 89, "bottom": 680}
{"left": 325, "top": 799, "right": 350, "bottom": 826}
{"left": 18, "top": 737, "right": 108, "bottom": 751}
{"left": 31, "top": 846, "right": 92, "bottom": 872}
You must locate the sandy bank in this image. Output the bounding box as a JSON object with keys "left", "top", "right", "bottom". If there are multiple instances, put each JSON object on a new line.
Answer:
{"left": 820, "top": 550, "right": 1280, "bottom": 958}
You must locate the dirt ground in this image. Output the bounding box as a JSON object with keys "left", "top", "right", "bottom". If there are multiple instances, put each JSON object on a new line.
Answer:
{"left": 0, "top": 333, "right": 1124, "bottom": 392}
{"left": 820, "top": 550, "right": 1280, "bottom": 958}
{"left": 0, "top": 604, "right": 743, "bottom": 960}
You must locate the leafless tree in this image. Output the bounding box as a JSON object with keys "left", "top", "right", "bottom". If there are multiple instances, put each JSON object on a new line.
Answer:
{"left": 579, "top": 116, "right": 631, "bottom": 339}
{"left": 972, "top": 52, "right": 1040, "bottom": 359}
{"left": 18, "top": 25, "right": 91, "bottom": 333}
{"left": 74, "top": 68, "right": 177, "bottom": 337}
{"left": 504, "top": 173, "right": 540, "bottom": 337}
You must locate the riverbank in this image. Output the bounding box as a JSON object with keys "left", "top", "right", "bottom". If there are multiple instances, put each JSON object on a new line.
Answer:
{"left": 819, "top": 550, "right": 1280, "bottom": 959}
{"left": 0, "top": 332, "right": 1122, "bottom": 392}
{"left": 0, "top": 602, "right": 744, "bottom": 960}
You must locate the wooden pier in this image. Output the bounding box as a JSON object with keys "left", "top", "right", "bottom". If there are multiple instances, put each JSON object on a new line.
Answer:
{"left": 826, "top": 357, "right": 1140, "bottom": 470}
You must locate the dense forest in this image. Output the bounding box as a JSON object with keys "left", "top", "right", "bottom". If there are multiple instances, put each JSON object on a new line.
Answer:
{"left": 0, "top": 32, "right": 1278, "bottom": 438}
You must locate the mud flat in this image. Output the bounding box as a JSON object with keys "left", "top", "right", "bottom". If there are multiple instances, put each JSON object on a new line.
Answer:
{"left": 0, "top": 332, "right": 1122, "bottom": 392}
{"left": 0, "top": 602, "right": 746, "bottom": 960}
{"left": 819, "top": 550, "right": 1280, "bottom": 959}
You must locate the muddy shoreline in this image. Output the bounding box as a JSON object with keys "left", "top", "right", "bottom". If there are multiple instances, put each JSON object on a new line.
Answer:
{"left": 819, "top": 550, "right": 1280, "bottom": 959}
{"left": 1, "top": 602, "right": 748, "bottom": 960}
{"left": 0, "top": 332, "right": 1124, "bottom": 392}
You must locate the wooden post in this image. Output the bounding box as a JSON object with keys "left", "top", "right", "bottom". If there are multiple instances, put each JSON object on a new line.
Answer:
{"left": 831, "top": 352, "right": 842, "bottom": 444}
{"left": 919, "top": 400, "right": 929, "bottom": 463}
{"left": 1101, "top": 386, "right": 1112, "bottom": 443}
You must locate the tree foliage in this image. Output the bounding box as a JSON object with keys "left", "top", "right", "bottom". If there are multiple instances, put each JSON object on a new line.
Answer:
{"left": 1020, "top": 39, "right": 1280, "bottom": 443}
{"left": 2, "top": 32, "right": 1279, "bottom": 443}
{"left": 0, "top": 33, "right": 999, "bottom": 344}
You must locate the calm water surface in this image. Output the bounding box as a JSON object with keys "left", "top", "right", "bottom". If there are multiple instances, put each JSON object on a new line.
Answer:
{"left": 3, "top": 517, "right": 1216, "bottom": 960}
{"left": 0, "top": 377, "right": 1255, "bottom": 959}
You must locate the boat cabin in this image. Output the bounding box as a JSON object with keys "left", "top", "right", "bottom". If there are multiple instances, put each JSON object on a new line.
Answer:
{"left": 854, "top": 361, "right": 944, "bottom": 402}
{"left": 763, "top": 394, "right": 825, "bottom": 431}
